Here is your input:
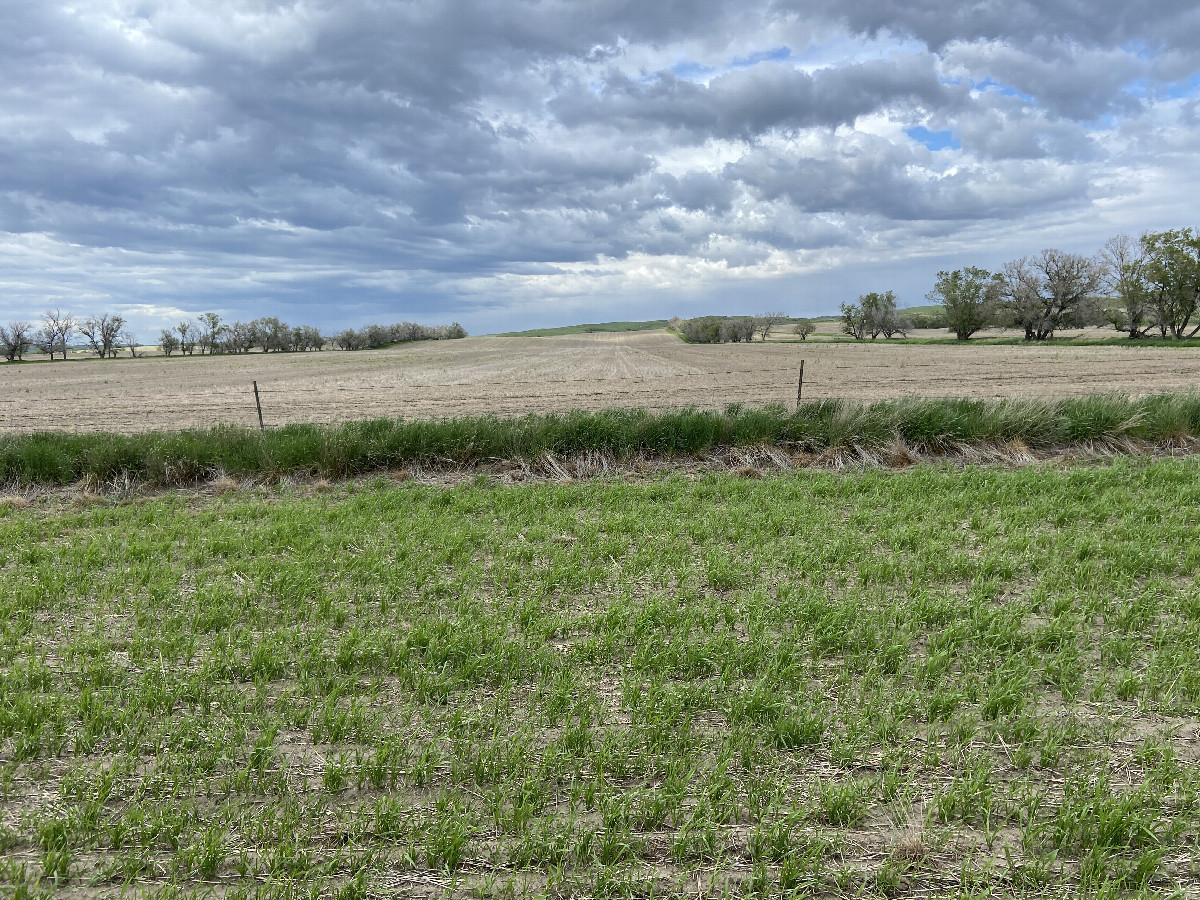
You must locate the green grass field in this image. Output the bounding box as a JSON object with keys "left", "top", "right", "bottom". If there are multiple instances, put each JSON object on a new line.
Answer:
{"left": 3, "top": 458, "right": 1200, "bottom": 897}
{"left": 493, "top": 321, "right": 670, "bottom": 337}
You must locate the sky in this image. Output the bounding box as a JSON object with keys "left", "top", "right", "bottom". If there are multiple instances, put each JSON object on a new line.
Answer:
{"left": 2, "top": 0, "right": 1199, "bottom": 337}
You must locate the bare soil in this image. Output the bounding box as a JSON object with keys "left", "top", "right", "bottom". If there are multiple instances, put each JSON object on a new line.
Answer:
{"left": 4, "top": 330, "right": 1200, "bottom": 433}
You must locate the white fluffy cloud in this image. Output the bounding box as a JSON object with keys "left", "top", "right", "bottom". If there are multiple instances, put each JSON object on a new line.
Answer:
{"left": 1, "top": 0, "right": 1197, "bottom": 332}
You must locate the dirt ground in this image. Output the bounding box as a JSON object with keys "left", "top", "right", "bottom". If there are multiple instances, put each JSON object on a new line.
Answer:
{"left": 4, "top": 330, "right": 1200, "bottom": 433}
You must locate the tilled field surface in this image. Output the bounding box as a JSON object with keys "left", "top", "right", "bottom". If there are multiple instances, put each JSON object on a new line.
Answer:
{"left": 4, "top": 331, "right": 1200, "bottom": 433}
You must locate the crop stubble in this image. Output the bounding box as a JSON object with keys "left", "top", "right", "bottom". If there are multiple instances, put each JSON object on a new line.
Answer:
{"left": 4, "top": 331, "right": 1200, "bottom": 433}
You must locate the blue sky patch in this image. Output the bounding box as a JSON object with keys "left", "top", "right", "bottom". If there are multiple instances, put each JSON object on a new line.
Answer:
{"left": 670, "top": 60, "right": 716, "bottom": 80}
{"left": 670, "top": 47, "right": 790, "bottom": 81}
{"left": 973, "top": 77, "right": 1034, "bottom": 103}
{"left": 1165, "top": 71, "right": 1200, "bottom": 99}
{"left": 905, "top": 126, "right": 961, "bottom": 150}
{"left": 731, "top": 46, "right": 792, "bottom": 68}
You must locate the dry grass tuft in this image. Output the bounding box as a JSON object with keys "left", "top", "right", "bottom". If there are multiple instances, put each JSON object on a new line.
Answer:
{"left": 886, "top": 437, "right": 919, "bottom": 467}
{"left": 891, "top": 830, "right": 929, "bottom": 862}
{"left": 0, "top": 494, "right": 32, "bottom": 510}
{"left": 539, "top": 453, "right": 574, "bottom": 482}
{"left": 211, "top": 476, "right": 240, "bottom": 495}
{"left": 75, "top": 473, "right": 101, "bottom": 493}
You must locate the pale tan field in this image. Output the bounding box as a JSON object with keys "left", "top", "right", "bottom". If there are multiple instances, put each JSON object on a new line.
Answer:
{"left": 4, "top": 330, "right": 1200, "bottom": 433}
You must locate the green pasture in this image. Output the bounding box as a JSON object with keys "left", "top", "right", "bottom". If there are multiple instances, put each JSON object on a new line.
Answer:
{"left": 3, "top": 458, "right": 1200, "bottom": 897}
{"left": 492, "top": 321, "right": 670, "bottom": 337}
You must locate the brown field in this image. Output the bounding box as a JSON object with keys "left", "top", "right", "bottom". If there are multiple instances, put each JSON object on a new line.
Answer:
{"left": 4, "top": 330, "right": 1200, "bottom": 433}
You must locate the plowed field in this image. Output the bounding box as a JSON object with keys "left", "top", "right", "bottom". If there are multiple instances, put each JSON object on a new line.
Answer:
{"left": 4, "top": 330, "right": 1200, "bottom": 433}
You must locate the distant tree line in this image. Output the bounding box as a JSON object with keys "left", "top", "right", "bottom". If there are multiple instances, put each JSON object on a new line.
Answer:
{"left": 663, "top": 228, "right": 1200, "bottom": 348}
{"left": 1, "top": 310, "right": 140, "bottom": 362}
{"left": 853, "top": 229, "right": 1200, "bottom": 342}
{"left": 669, "top": 312, "right": 787, "bottom": 343}
{"left": 0, "top": 308, "right": 468, "bottom": 361}
{"left": 329, "top": 320, "right": 467, "bottom": 351}
{"left": 159, "top": 314, "right": 467, "bottom": 356}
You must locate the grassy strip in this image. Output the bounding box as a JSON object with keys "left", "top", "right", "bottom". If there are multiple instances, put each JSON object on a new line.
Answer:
{"left": 4, "top": 393, "right": 1200, "bottom": 486}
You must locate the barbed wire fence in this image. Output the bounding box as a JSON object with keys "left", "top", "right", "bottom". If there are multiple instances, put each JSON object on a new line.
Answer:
{"left": 2, "top": 365, "right": 824, "bottom": 433}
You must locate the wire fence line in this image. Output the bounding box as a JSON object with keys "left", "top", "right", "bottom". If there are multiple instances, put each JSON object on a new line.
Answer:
{"left": 4, "top": 374, "right": 816, "bottom": 434}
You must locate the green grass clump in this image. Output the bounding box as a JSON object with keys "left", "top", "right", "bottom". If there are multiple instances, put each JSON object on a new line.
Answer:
{"left": 5, "top": 393, "right": 1200, "bottom": 486}
{"left": 3, "top": 458, "right": 1200, "bottom": 895}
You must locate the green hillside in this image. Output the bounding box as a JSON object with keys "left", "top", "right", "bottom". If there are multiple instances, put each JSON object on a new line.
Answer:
{"left": 494, "top": 319, "right": 669, "bottom": 337}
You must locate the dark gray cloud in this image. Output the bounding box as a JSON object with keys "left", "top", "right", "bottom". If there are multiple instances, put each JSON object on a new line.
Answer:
{"left": 789, "top": 0, "right": 1200, "bottom": 56}
{"left": 0, "top": 0, "right": 1197, "bottom": 333}
{"left": 550, "top": 55, "right": 962, "bottom": 139}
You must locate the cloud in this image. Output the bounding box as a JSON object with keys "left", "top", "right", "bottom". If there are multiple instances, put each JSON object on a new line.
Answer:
{"left": 550, "top": 54, "right": 962, "bottom": 140}
{"left": 790, "top": 0, "right": 1200, "bottom": 57}
{"left": 0, "top": 0, "right": 1197, "bottom": 334}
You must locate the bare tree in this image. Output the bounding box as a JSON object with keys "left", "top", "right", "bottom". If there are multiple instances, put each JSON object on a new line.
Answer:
{"left": 0, "top": 321, "right": 33, "bottom": 361}
{"left": 1101, "top": 234, "right": 1155, "bottom": 339}
{"left": 32, "top": 325, "right": 56, "bottom": 358}
{"left": 754, "top": 312, "right": 787, "bottom": 341}
{"left": 121, "top": 331, "right": 139, "bottom": 358}
{"left": 79, "top": 313, "right": 126, "bottom": 358}
{"left": 37, "top": 309, "right": 76, "bottom": 360}
{"left": 1000, "top": 250, "right": 1106, "bottom": 341}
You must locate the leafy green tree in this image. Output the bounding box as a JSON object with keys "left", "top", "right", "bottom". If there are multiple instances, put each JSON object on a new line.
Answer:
{"left": 196, "top": 312, "right": 224, "bottom": 355}
{"left": 792, "top": 319, "right": 815, "bottom": 340}
{"left": 845, "top": 290, "right": 908, "bottom": 339}
{"left": 176, "top": 320, "right": 196, "bottom": 355}
{"left": 1142, "top": 228, "right": 1200, "bottom": 338}
{"left": 223, "top": 321, "right": 257, "bottom": 354}
{"left": 251, "top": 317, "right": 291, "bottom": 352}
{"left": 718, "top": 317, "right": 755, "bottom": 342}
{"left": 333, "top": 328, "right": 366, "bottom": 350}
{"left": 927, "top": 267, "right": 1001, "bottom": 340}
{"left": 840, "top": 301, "right": 868, "bottom": 340}
{"left": 677, "top": 316, "right": 723, "bottom": 343}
